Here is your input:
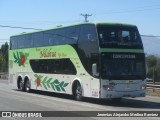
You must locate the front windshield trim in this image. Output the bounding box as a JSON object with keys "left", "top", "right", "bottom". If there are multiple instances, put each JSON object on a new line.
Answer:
{"left": 100, "top": 48, "right": 144, "bottom": 53}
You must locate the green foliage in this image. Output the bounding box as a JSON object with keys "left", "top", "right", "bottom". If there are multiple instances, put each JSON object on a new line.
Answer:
{"left": 146, "top": 55, "right": 160, "bottom": 82}
{"left": 0, "top": 42, "right": 8, "bottom": 72}
{"left": 155, "top": 58, "right": 160, "bottom": 81}
{"left": 1, "top": 42, "right": 8, "bottom": 62}
{"left": 146, "top": 55, "right": 157, "bottom": 68}
{"left": 0, "top": 53, "right": 6, "bottom": 72}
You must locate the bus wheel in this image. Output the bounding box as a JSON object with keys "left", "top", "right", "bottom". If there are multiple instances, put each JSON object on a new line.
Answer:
{"left": 24, "top": 79, "right": 30, "bottom": 92}
{"left": 74, "top": 82, "right": 82, "bottom": 101}
{"left": 19, "top": 79, "right": 25, "bottom": 91}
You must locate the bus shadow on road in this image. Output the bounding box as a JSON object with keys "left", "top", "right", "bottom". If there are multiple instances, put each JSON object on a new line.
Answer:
{"left": 15, "top": 89, "right": 160, "bottom": 110}
{"left": 14, "top": 89, "right": 74, "bottom": 100}
{"left": 84, "top": 97, "right": 160, "bottom": 110}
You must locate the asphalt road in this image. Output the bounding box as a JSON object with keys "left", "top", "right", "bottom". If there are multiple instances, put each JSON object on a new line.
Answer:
{"left": 0, "top": 79, "right": 160, "bottom": 120}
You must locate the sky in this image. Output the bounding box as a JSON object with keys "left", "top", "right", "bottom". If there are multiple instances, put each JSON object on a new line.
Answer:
{"left": 0, "top": 0, "right": 160, "bottom": 45}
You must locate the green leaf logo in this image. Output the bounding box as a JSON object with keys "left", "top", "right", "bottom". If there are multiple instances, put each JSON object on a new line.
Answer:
{"left": 13, "top": 52, "right": 29, "bottom": 67}
{"left": 34, "top": 74, "right": 69, "bottom": 92}
{"left": 34, "top": 74, "right": 43, "bottom": 88}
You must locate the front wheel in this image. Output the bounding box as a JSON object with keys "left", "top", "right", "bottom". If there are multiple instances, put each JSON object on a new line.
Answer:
{"left": 74, "top": 82, "right": 83, "bottom": 101}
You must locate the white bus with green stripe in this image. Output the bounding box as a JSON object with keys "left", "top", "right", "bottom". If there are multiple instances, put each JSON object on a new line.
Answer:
{"left": 9, "top": 22, "right": 146, "bottom": 101}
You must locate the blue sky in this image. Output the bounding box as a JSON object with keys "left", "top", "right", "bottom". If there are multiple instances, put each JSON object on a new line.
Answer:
{"left": 0, "top": 0, "right": 160, "bottom": 44}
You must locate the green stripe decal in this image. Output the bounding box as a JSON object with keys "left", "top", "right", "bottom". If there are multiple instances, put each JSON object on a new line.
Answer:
{"left": 100, "top": 48, "right": 144, "bottom": 53}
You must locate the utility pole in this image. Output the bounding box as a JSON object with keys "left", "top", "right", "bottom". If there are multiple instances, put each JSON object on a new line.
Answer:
{"left": 153, "top": 67, "right": 155, "bottom": 84}
{"left": 81, "top": 13, "right": 92, "bottom": 22}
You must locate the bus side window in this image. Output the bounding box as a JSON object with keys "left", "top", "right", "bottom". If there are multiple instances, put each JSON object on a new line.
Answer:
{"left": 44, "top": 30, "right": 55, "bottom": 46}
{"left": 55, "top": 28, "right": 66, "bottom": 45}
{"left": 66, "top": 26, "right": 78, "bottom": 44}
{"left": 33, "top": 32, "right": 44, "bottom": 47}
{"left": 25, "top": 34, "right": 33, "bottom": 48}
{"left": 79, "top": 25, "right": 96, "bottom": 42}
{"left": 10, "top": 37, "right": 17, "bottom": 49}
{"left": 17, "top": 35, "right": 25, "bottom": 49}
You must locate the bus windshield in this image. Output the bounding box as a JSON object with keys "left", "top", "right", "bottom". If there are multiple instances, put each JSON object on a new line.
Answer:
{"left": 101, "top": 53, "right": 146, "bottom": 80}
{"left": 97, "top": 24, "right": 143, "bottom": 49}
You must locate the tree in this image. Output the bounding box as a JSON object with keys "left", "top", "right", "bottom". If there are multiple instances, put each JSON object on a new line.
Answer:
{"left": 155, "top": 57, "right": 160, "bottom": 82}
{"left": 1, "top": 42, "right": 9, "bottom": 62}
{"left": 0, "top": 53, "right": 6, "bottom": 72}
{"left": 0, "top": 42, "right": 9, "bottom": 72}
{"left": 146, "top": 55, "right": 160, "bottom": 82}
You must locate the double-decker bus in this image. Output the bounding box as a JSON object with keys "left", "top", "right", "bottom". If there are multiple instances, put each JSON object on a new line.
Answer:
{"left": 9, "top": 22, "right": 146, "bottom": 101}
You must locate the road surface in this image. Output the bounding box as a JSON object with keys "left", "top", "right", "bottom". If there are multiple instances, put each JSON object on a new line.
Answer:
{"left": 0, "top": 79, "right": 160, "bottom": 120}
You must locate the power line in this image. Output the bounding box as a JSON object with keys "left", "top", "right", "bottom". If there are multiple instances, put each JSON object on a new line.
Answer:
{"left": 0, "top": 42, "right": 8, "bottom": 44}
{"left": 141, "top": 35, "right": 160, "bottom": 37}
{"left": 0, "top": 25, "right": 43, "bottom": 30}
{"left": 0, "top": 35, "right": 159, "bottom": 42}
{"left": 95, "top": 7, "right": 160, "bottom": 16}
{"left": 0, "top": 39, "right": 9, "bottom": 40}
{"left": 0, "top": 25, "right": 160, "bottom": 38}
{"left": 0, "top": 35, "right": 160, "bottom": 39}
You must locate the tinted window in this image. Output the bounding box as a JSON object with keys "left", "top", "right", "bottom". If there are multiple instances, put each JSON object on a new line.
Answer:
{"left": 10, "top": 37, "right": 17, "bottom": 49}
{"left": 79, "top": 24, "right": 96, "bottom": 42}
{"left": 30, "top": 58, "right": 77, "bottom": 75}
{"left": 25, "top": 34, "right": 33, "bottom": 48}
{"left": 17, "top": 35, "right": 25, "bottom": 49}
{"left": 55, "top": 28, "right": 66, "bottom": 44}
{"left": 43, "top": 30, "right": 55, "bottom": 46}
{"left": 97, "top": 25, "right": 143, "bottom": 49}
{"left": 66, "top": 26, "right": 78, "bottom": 44}
{"left": 33, "top": 32, "right": 44, "bottom": 47}
{"left": 10, "top": 25, "right": 80, "bottom": 49}
{"left": 101, "top": 53, "right": 146, "bottom": 80}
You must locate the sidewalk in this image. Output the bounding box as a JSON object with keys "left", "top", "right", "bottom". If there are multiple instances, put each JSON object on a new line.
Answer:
{"left": 147, "top": 88, "right": 160, "bottom": 97}
{"left": 0, "top": 74, "right": 8, "bottom": 80}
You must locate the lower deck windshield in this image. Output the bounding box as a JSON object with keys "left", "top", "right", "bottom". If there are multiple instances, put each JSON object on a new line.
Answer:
{"left": 101, "top": 53, "right": 146, "bottom": 80}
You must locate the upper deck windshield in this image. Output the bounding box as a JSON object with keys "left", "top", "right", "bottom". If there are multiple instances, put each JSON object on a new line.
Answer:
{"left": 97, "top": 24, "right": 143, "bottom": 49}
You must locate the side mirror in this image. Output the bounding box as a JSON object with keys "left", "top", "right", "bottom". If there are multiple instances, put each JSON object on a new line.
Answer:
{"left": 92, "top": 63, "right": 99, "bottom": 77}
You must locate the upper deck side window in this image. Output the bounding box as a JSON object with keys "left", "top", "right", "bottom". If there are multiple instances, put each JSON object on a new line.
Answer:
{"left": 79, "top": 24, "right": 97, "bottom": 42}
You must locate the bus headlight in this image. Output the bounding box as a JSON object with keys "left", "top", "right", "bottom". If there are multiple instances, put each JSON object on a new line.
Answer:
{"left": 140, "top": 84, "right": 146, "bottom": 90}
{"left": 103, "top": 83, "right": 116, "bottom": 91}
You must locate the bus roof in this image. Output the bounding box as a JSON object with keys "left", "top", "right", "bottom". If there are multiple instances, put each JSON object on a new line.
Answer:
{"left": 11, "top": 22, "right": 136, "bottom": 37}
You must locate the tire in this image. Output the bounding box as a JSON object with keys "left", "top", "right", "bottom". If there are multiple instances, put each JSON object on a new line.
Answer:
{"left": 74, "top": 82, "right": 83, "bottom": 101}
{"left": 24, "top": 79, "right": 31, "bottom": 92}
{"left": 19, "top": 80, "right": 25, "bottom": 91}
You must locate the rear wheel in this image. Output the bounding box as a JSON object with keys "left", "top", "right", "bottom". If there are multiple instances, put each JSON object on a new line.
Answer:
{"left": 19, "top": 79, "right": 25, "bottom": 91}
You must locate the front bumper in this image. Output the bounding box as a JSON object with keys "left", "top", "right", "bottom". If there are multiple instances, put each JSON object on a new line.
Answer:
{"left": 100, "top": 90, "right": 146, "bottom": 99}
